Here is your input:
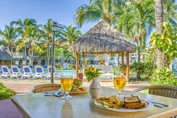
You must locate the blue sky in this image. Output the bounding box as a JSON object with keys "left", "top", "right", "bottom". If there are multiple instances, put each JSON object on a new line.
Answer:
{"left": 0, "top": 0, "right": 97, "bottom": 33}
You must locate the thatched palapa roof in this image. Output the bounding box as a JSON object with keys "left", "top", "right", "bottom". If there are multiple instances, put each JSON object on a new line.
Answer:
{"left": 69, "top": 20, "right": 136, "bottom": 54}
{"left": 0, "top": 47, "right": 12, "bottom": 61}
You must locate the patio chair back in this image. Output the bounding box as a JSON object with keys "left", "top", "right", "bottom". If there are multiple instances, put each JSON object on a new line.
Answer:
{"left": 23, "top": 66, "right": 32, "bottom": 73}
{"left": 21, "top": 66, "right": 33, "bottom": 79}
{"left": 2, "top": 66, "right": 10, "bottom": 73}
{"left": 48, "top": 66, "right": 56, "bottom": 73}
{"left": 33, "top": 66, "right": 46, "bottom": 79}
{"left": 134, "top": 85, "right": 177, "bottom": 99}
{"left": 1, "top": 66, "right": 11, "bottom": 79}
{"left": 31, "top": 84, "right": 61, "bottom": 93}
{"left": 46, "top": 66, "right": 60, "bottom": 79}
{"left": 35, "top": 66, "right": 44, "bottom": 74}
{"left": 11, "top": 65, "right": 22, "bottom": 79}
{"left": 11, "top": 66, "right": 20, "bottom": 73}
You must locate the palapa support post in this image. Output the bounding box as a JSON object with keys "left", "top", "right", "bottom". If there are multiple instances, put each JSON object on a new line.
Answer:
{"left": 117, "top": 53, "right": 119, "bottom": 66}
{"left": 122, "top": 52, "right": 124, "bottom": 65}
{"left": 76, "top": 52, "right": 79, "bottom": 78}
{"left": 126, "top": 52, "right": 129, "bottom": 81}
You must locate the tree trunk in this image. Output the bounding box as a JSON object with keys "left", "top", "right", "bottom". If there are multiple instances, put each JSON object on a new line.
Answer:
{"left": 10, "top": 51, "right": 13, "bottom": 66}
{"left": 9, "top": 46, "right": 13, "bottom": 66}
{"left": 31, "top": 48, "right": 33, "bottom": 66}
{"left": 25, "top": 46, "right": 27, "bottom": 65}
{"left": 155, "top": 0, "right": 165, "bottom": 67}
{"left": 154, "top": 49, "right": 170, "bottom": 67}
{"left": 47, "top": 43, "right": 50, "bottom": 66}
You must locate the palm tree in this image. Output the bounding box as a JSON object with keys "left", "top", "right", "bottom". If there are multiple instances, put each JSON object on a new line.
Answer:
{"left": 154, "top": 0, "right": 165, "bottom": 67}
{"left": 40, "top": 19, "right": 54, "bottom": 65}
{"left": 116, "top": 0, "right": 155, "bottom": 49}
{"left": 0, "top": 25, "right": 18, "bottom": 65}
{"left": 59, "top": 25, "right": 82, "bottom": 46}
{"left": 163, "top": 0, "right": 177, "bottom": 27}
{"left": 11, "top": 18, "right": 37, "bottom": 29}
{"left": 75, "top": 0, "right": 124, "bottom": 26}
{"left": 55, "top": 48, "right": 75, "bottom": 59}
{"left": 40, "top": 19, "right": 65, "bottom": 66}
{"left": 12, "top": 19, "right": 43, "bottom": 65}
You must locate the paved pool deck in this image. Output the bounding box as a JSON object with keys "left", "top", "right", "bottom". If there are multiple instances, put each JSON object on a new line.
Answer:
{"left": 0, "top": 79, "right": 150, "bottom": 94}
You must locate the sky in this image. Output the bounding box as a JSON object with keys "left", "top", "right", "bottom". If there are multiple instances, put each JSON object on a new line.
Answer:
{"left": 0, "top": 0, "right": 97, "bottom": 33}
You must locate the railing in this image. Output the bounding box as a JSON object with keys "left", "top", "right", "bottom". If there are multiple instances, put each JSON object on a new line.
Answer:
{"left": 12, "top": 52, "right": 39, "bottom": 58}
{"left": 12, "top": 52, "right": 24, "bottom": 58}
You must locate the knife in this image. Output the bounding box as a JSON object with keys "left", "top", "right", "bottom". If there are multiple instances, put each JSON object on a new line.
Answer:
{"left": 149, "top": 101, "right": 168, "bottom": 107}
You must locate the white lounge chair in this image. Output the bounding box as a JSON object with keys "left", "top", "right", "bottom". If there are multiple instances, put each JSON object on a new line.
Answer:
{"left": 34, "top": 66, "right": 46, "bottom": 79}
{"left": 11, "top": 65, "right": 22, "bottom": 79}
{"left": 21, "top": 66, "right": 33, "bottom": 79}
{"left": 93, "top": 65, "right": 114, "bottom": 80}
{"left": 47, "top": 66, "right": 60, "bottom": 79}
{"left": 1, "top": 66, "right": 11, "bottom": 79}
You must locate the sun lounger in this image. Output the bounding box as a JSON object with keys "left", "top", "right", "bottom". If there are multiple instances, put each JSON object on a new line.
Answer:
{"left": 21, "top": 66, "right": 33, "bottom": 79}
{"left": 11, "top": 65, "right": 22, "bottom": 79}
{"left": 1, "top": 66, "right": 11, "bottom": 79}
{"left": 47, "top": 66, "right": 60, "bottom": 79}
{"left": 34, "top": 66, "right": 46, "bottom": 79}
{"left": 93, "top": 65, "right": 114, "bottom": 80}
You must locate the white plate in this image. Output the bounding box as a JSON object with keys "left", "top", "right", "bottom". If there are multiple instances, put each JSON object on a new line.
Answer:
{"left": 94, "top": 100, "right": 153, "bottom": 112}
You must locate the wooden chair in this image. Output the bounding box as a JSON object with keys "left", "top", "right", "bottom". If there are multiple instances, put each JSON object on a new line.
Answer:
{"left": 30, "top": 84, "right": 61, "bottom": 93}
{"left": 133, "top": 85, "right": 177, "bottom": 99}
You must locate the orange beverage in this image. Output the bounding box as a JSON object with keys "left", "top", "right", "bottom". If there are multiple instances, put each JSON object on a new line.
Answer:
{"left": 114, "top": 77, "right": 126, "bottom": 91}
{"left": 60, "top": 78, "right": 73, "bottom": 91}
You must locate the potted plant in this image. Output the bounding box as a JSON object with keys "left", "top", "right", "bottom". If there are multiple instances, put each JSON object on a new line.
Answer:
{"left": 84, "top": 66, "right": 102, "bottom": 98}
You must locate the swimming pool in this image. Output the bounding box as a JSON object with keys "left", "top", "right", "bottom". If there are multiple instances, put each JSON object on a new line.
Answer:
{"left": 0, "top": 69, "right": 77, "bottom": 76}
{"left": 56, "top": 70, "right": 76, "bottom": 76}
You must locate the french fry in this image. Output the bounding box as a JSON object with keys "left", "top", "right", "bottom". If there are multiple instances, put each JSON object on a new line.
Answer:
{"left": 96, "top": 95, "right": 122, "bottom": 109}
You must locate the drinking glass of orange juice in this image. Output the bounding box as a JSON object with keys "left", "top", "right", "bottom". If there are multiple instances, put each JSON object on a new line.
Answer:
{"left": 114, "top": 76, "right": 126, "bottom": 98}
{"left": 60, "top": 75, "right": 73, "bottom": 100}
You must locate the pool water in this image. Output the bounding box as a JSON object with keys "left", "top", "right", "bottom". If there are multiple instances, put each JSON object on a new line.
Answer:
{"left": 0, "top": 69, "right": 76, "bottom": 76}
{"left": 56, "top": 70, "right": 76, "bottom": 76}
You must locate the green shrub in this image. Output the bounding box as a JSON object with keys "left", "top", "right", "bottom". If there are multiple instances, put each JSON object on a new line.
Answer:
{"left": 130, "top": 62, "right": 145, "bottom": 74}
{"left": 130, "top": 62, "right": 145, "bottom": 81}
{"left": 119, "top": 64, "right": 126, "bottom": 72}
{"left": 56, "top": 65, "right": 64, "bottom": 70}
{"left": 143, "top": 55, "right": 156, "bottom": 79}
{"left": 113, "top": 65, "right": 126, "bottom": 76}
{"left": 150, "top": 67, "right": 177, "bottom": 86}
{"left": 0, "top": 82, "right": 16, "bottom": 100}
{"left": 70, "top": 64, "right": 75, "bottom": 70}
{"left": 113, "top": 66, "right": 120, "bottom": 76}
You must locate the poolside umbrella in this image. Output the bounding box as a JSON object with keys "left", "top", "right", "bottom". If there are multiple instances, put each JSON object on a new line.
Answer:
{"left": 69, "top": 20, "right": 136, "bottom": 53}
{"left": 94, "top": 54, "right": 110, "bottom": 60}
{"left": 69, "top": 20, "right": 136, "bottom": 81}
